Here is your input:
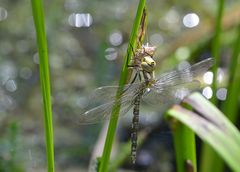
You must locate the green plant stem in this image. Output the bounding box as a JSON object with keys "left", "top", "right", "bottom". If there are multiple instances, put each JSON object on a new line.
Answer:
{"left": 98, "top": 1, "right": 146, "bottom": 171}
{"left": 222, "top": 24, "right": 240, "bottom": 122}
{"left": 210, "top": 24, "right": 240, "bottom": 172}
{"left": 200, "top": 0, "right": 225, "bottom": 172}
{"left": 211, "top": 0, "right": 225, "bottom": 104}
{"left": 31, "top": 1, "right": 55, "bottom": 172}
{"left": 172, "top": 124, "right": 196, "bottom": 172}
{"left": 169, "top": 104, "right": 196, "bottom": 172}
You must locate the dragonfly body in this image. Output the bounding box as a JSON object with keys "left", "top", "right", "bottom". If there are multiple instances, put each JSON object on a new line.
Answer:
{"left": 131, "top": 93, "right": 141, "bottom": 164}
{"left": 130, "top": 45, "right": 157, "bottom": 163}
{"left": 79, "top": 49, "right": 214, "bottom": 164}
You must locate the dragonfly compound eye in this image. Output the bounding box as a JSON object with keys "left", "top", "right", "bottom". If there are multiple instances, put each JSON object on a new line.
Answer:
{"left": 141, "top": 56, "right": 156, "bottom": 72}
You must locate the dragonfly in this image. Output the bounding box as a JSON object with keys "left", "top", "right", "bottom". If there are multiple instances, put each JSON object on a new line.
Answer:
{"left": 79, "top": 45, "right": 214, "bottom": 163}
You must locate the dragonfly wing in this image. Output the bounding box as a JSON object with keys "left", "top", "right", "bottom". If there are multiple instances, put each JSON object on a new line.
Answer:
{"left": 143, "top": 58, "right": 213, "bottom": 110}
{"left": 142, "top": 81, "right": 200, "bottom": 110}
{"left": 79, "top": 93, "right": 138, "bottom": 124}
{"left": 89, "top": 82, "right": 143, "bottom": 105}
{"left": 155, "top": 58, "right": 213, "bottom": 87}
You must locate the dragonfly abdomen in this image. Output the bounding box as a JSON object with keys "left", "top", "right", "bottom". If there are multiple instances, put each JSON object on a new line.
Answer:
{"left": 131, "top": 94, "right": 141, "bottom": 164}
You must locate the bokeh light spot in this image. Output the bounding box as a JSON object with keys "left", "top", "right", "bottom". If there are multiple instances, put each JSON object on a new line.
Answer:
{"left": 202, "top": 86, "right": 213, "bottom": 99}
{"left": 109, "top": 31, "right": 123, "bottom": 46}
{"left": 105, "top": 48, "right": 118, "bottom": 61}
{"left": 216, "top": 88, "right": 227, "bottom": 101}
{"left": 165, "top": 8, "right": 180, "bottom": 24}
{"left": 217, "top": 68, "right": 224, "bottom": 83}
{"left": 150, "top": 33, "right": 164, "bottom": 46}
{"left": 203, "top": 71, "right": 213, "bottom": 85}
{"left": 183, "top": 13, "right": 200, "bottom": 28}
{"left": 5, "top": 79, "right": 17, "bottom": 92}
{"left": 175, "top": 47, "right": 190, "bottom": 61}
{"left": 0, "top": 62, "right": 17, "bottom": 84}
{"left": 0, "top": 7, "right": 8, "bottom": 21}
{"left": 33, "top": 53, "right": 39, "bottom": 64}
{"left": 68, "top": 13, "right": 93, "bottom": 28}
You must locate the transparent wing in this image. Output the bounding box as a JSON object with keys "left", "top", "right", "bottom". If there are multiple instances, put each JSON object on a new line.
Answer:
{"left": 89, "top": 82, "right": 143, "bottom": 105}
{"left": 79, "top": 82, "right": 145, "bottom": 124}
{"left": 154, "top": 58, "right": 213, "bottom": 88}
{"left": 142, "top": 58, "right": 213, "bottom": 108}
{"left": 142, "top": 81, "right": 200, "bottom": 109}
{"left": 78, "top": 99, "right": 133, "bottom": 124}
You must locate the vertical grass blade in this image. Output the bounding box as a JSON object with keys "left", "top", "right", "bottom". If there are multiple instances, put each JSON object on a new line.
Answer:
{"left": 98, "top": 1, "right": 146, "bottom": 171}
{"left": 222, "top": 24, "right": 240, "bottom": 122}
{"left": 211, "top": 0, "right": 225, "bottom": 104}
{"left": 31, "top": 1, "right": 55, "bottom": 172}
{"left": 200, "top": 0, "right": 225, "bottom": 171}
{"left": 169, "top": 105, "right": 197, "bottom": 172}
{"left": 209, "top": 24, "right": 240, "bottom": 172}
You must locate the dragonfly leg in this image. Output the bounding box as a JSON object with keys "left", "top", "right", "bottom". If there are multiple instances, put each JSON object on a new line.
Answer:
{"left": 130, "top": 72, "right": 138, "bottom": 85}
{"left": 120, "top": 70, "right": 140, "bottom": 96}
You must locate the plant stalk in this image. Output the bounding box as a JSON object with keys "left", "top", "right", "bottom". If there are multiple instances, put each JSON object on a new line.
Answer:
{"left": 31, "top": 1, "right": 55, "bottom": 171}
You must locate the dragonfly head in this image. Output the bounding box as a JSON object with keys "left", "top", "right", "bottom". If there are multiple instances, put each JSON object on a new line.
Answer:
{"left": 141, "top": 56, "right": 156, "bottom": 73}
{"left": 142, "top": 44, "right": 156, "bottom": 56}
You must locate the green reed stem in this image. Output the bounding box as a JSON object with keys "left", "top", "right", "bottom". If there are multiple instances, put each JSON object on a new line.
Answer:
{"left": 31, "top": 1, "right": 55, "bottom": 172}
{"left": 200, "top": 0, "right": 225, "bottom": 171}
{"left": 213, "top": 24, "right": 240, "bottom": 172}
{"left": 211, "top": 0, "right": 225, "bottom": 104}
{"left": 98, "top": 1, "right": 146, "bottom": 171}
{"left": 169, "top": 104, "right": 197, "bottom": 172}
{"left": 223, "top": 24, "right": 240, "bottom": 122}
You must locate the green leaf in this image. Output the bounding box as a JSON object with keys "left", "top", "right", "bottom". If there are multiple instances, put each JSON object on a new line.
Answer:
{"left": 167, "top": 93, "right": 240, "bottom": 172}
